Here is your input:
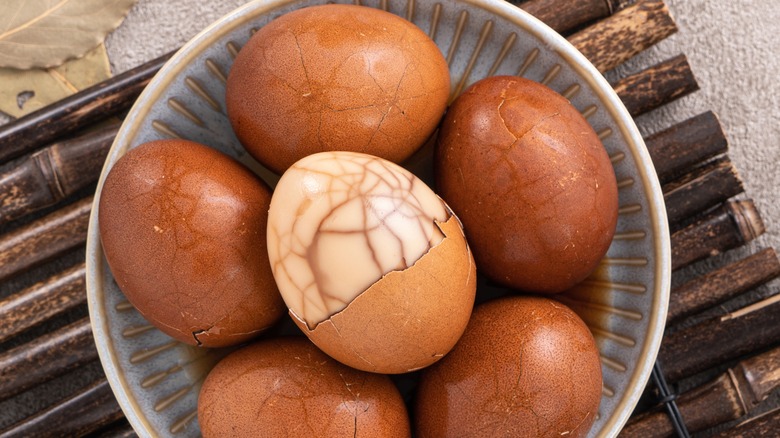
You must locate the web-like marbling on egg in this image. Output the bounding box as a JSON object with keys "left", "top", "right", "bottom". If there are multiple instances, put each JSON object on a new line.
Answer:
{"left": 267, "top": 151, "right": 449, "bottom": 327}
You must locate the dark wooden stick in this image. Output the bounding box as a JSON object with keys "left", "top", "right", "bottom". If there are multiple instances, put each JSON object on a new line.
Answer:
{"left": 645, "top": 111, "right": 728, "bottom": 183}
{"left": 0, "top": 196, "right": 92, "bottom": 283}
{"left": 668, "top": 248, "right": 780, "bottom": 324}
{"left": 0, "top": 262, "right": 86, "bottom": 344}
{"left": 732, "top": 345, "right": 780, "bottom": 411}
{"left": 658, "top": 293, "right": 780, "bottom": 382}
{"left": 671, "top": 199, "right": 765, "bottom": 271}
{"left": 662, "top": 157, "right": 743, "bottom": 225}
{"left": 712, "top": 406, "right": 780, "bottom": 438}
{"left": 0, "top": 52, "right": 173, "bottom": 166}
{"left": 0, "top": 122, "right": 118, "bottom": 224}
{"left": 623, "top": 345, "right": 780, "bottom": 436}
{"left": 568, "top": 0, "right": 678, "bottom": 73}
{"left": 0, "top": 379, "right": 123, "bottom": 438}
{"left": 521, "top": 0, "right": 624, "bottom": 34}
{"left": 0, "top": 317, "right": 97, "bottom": 402}
{"left": 612, "top": 54, "right": 699, "bottom": 118}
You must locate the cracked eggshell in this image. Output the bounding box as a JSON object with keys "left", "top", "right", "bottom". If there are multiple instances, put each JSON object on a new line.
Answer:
{"left": 98, "top": 139, "right": 285, "bottom": 348}
{"left": 414, "top": 296, "right": 602, "bottom": 438}
{"left": 290, "top": 214, "right": 476, "bottom": 374}
{"left": 435, "top": 75, "right": 618, "bottom": 293}
{"left": 226, "top": 4, "right": 450, "bottom": 174}
{"left": 198, "top": 337, "right": 411, "bottom": 437}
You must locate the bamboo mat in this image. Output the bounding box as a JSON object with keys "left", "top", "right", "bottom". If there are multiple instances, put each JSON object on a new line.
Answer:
{"left": 0, "top": 0, "right": 778, "bottom": 436}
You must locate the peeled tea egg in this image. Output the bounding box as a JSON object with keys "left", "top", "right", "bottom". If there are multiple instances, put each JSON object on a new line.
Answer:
{"left": 267, "top": 151, "right": 476, "bottom": 374}
{"left": 226, "top": 4, "right": 450, "bottom": 174}
{"left": 435, "top": 76, "right": 618, "bottom": 293}
{"left": 98, "top": 139, "right": 285, "bottom": 347}
{"left": 198, "top": 337, "right": 411, "bottom": 437}
{"left": 415, "top": 296, "right": 602, "bottom": 437}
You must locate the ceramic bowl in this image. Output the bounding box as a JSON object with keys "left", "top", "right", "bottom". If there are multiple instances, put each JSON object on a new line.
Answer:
{"left": 86, "top": 0, "right": 671, "bottom": 436}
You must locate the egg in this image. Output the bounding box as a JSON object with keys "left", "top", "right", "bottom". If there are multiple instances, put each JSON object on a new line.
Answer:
{"left": 267, "top": 151, "right": 476, "bottom": 374}
{"left": 98, "top": 139, "right": 285, "bottom": 347}
{"left": 435, "top": 76, "right": 618, "bottom": 293}
{"left": 198, "top": 337, "right": 411, "bottom": 437}
{"left": 414, "top": 296, "right": 602, "bottom": 437}
{"left": 226, "top": 4, "right": 450, "bottom": 174}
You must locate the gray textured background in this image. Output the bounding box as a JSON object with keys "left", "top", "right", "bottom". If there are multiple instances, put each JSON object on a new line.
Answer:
{"left": 0, "top": 0, "right": 778, "bottom": 433}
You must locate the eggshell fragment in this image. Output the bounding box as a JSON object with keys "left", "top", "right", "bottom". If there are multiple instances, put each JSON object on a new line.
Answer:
{"left": 435, "top": 76, "right": 618, "bottom": 293}
{"left": 290, "top": 214, "right": 476, "bottom": 374}
{"left": 267, "top": 151, "right": 477, "bottom": 374}
{"left": 98, "top": 139, "right": 284, "bottom": 347}
{"left": 226, "top": 4, "right": 450, "bottom": 174}
{"left": 415, "top": 296, "right": 602, "bottom": 438}
{"left": 198, "top": 337, "right": 411, "bottom": 437}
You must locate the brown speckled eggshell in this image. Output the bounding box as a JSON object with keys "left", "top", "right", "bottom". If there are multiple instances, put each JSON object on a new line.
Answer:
{"left": 435, "top": 76, "right": 618, "bottom": 293}
{"left": 198, "top": 337, "right": 411, "bottom": 437}
{"left": 415, "top": 296, "right": 602, "bottom": 438}
{"left": 226, "top": 4, "right": 450, "bottom": 174}
{"left": 98, "top": 139, "right": 284, "bottom": 347}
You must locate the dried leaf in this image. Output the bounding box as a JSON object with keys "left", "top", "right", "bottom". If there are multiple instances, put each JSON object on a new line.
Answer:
{"left": 0, "top": 43, "right": 111, "bottom": 118}
{"left": 0, "top": 0, "right": 138, "bottom": 69}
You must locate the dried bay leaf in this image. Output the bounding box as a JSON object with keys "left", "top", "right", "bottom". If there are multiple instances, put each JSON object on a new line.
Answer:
{"left": 0, "top": 43, "right": 112, "bottom": 118}
{"left": 0, "top": 0, "right": 138, "bottom": 69}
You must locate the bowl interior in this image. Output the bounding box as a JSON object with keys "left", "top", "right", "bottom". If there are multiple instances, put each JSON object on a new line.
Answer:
{"left": 86, "top": 0, "right": 670, "bottom": 436}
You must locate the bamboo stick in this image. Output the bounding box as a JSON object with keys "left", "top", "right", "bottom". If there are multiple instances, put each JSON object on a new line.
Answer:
{"left": 671, "top": 200, "right": 765, "bottom": 271}
{"left": 712, "top": 406, "right": 780, "bottom": 437}
{"left": 658, "top": 293, "right": 780, "bottom": 382}
{"left": 0, "top": 262, "right": 87, "bottom": 344}
{"left": 668, "top": 248, "right": 780, "bottom": 324}
{"left": 645, "top": 111, "right": 728, "bottom": 183}
{"left": 0, "top": 317, "right": 97, "bottom": 402}
{"left": 0, "top": 122, "right": 118, "bottom": 224}
{"left": 568, "top": 0, "right": 678, "bottom": 73}
{"left": 0, "top": 196, "right": 92, "bottom": 283}
{"left": 0, "top": 379, "right": 123, "bottom": 438}
{"left": 622, "top": 345, "right": 780, "bottom": 436}
{"left": 612, "top": 54, "right": 699, "bottom": 118}
{"left": 0, "top": 52, "right": 173, "bottom": 165}
{"left": 521, "top": 0, "right": 624, "bottom": 34}
{"left": 662, "top": 157, "right": 743, "bottom": 225}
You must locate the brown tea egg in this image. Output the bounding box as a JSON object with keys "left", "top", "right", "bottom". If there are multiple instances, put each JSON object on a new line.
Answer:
{"left": 198, "top": 337, "right": 411, "bottom": 437}
{"left": 98, "top": 139, "right": 284, "bottom": 347}
{"left": 267, "top": 151, "right": 476, "bottom": 374}
{"left": 435, "top": 75, "right": 618, "bottom": 293}
{"left": 226, "top": 4, "right": 450, "bottom": 174}
{"left": 415, "top": 296, "right": 602, "bottom": 438}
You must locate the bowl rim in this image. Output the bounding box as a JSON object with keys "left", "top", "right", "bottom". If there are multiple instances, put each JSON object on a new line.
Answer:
{"left": 86, "top": 0, "right": 671, "bottom": 436}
